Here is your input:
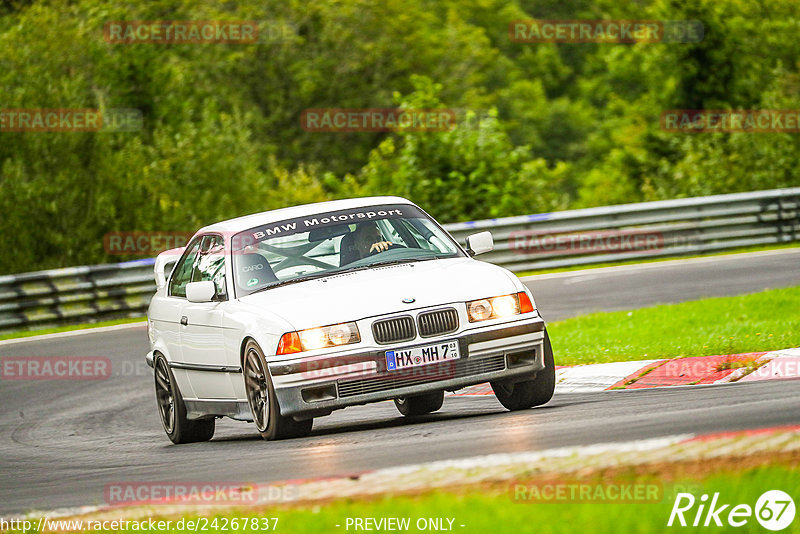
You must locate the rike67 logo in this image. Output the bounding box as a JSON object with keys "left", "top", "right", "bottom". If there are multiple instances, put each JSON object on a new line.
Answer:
{"left": 668, "top": 490, "right": 795, "bottom": 531}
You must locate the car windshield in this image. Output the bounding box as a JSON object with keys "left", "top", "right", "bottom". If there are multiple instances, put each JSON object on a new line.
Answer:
{"left": 231, "top": 204, "right": 464, "bottom": 297}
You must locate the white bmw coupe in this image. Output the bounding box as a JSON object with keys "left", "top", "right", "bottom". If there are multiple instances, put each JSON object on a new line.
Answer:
{"left": 146, "top": 197, "right": 554, "bottom": 443}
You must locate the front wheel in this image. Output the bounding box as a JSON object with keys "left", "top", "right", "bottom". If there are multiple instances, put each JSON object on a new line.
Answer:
{"left": 243, "top": 340, "right": 313, "bottom": 440}
{"left": 154, "top": 355, "right": 215, "bottom": 444}
{"left": 394, "top": 390, "right": 444, "bottom": 416}
{"left": 491, "top": 329, "right": 555, "bottom": 411}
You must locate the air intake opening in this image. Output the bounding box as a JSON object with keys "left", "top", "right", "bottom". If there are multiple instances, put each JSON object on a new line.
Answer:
{"left": 301, "top": 384, "right": 337, "bottom": 403}
{"left": 507, "top": 349, "right": 537, "bottom": 368}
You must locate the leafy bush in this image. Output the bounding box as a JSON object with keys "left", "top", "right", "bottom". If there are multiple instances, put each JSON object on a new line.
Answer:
{"left": 1, "top": 0, "right": 799, "bottom": 273}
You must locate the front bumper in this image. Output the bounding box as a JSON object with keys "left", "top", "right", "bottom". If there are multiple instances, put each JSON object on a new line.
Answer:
{"left": 270, "top": 316, "right": 547, "bottom": 417}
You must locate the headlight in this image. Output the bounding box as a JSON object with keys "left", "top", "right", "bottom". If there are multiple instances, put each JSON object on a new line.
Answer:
{"left": 277, "top": 322, "right": 361, "bottom": 355}
{"left": 467, "top": 299, "right": 493, "bottom": 321}
{"left": 467, "top": 292, "right": 535, "bottom": 322}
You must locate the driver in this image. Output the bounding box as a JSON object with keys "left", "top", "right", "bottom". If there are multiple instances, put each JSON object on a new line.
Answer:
{"left": 353, "top": 222, "right": 393, "bottom": 258}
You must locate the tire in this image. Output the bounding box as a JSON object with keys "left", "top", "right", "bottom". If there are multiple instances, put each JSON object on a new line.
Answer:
{"left": 243, "top": 340, "right": 313, "bottom": 440}
{"left": 491, "top": 329, "right": 555, "bottom": 411}
{"left": 394, "top": 390, "right": 444, "bottom": 416}
{"left": 154, "top": 355, "right": 215, "bottom": 444}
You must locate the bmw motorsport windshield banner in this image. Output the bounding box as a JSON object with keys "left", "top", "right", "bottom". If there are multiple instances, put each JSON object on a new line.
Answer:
{"left": 233, "top": 204, "right": 426, "bottom": 249}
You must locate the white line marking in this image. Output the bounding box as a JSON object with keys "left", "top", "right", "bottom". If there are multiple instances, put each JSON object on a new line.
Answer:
{"left": 522, "top": 247, "right": 800, "bottom": 282}
{"left": 555, "top": 359, "right": 662, "bottom": 392}
{"left": 0, "top": 322, "right": 147, "bottom": 346}
{"left": 366, "top": 435, "right": 693, "bottom": 477}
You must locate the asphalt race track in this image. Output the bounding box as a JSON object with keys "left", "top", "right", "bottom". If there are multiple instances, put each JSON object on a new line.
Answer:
{"left": 525, "top": 248, "right": 800, "bottom": 320}
{"left": 1, "top": 249, "right": 799, "bottom": 516}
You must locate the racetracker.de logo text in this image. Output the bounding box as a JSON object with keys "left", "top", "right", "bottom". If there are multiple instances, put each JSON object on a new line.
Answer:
{"left": 301, "top": 108, "right": 457, "bottom": 132}
{"left": 1, "top": 357, "right": 112, "bottom": 380}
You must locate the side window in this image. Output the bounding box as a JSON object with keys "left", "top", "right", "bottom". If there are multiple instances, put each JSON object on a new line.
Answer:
{"left": 169, "top": 238, "right": 202, "bottom": 298}
{"left": 193, "top": 235, "right": 227, "bottom": 300}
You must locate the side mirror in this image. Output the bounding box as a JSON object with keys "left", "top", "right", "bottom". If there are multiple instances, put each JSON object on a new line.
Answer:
{"left": 186, "top": 281, "right": 216, "bottom": 303}
{"left": 466, "top": 231, "right": 494, "bottom": 256}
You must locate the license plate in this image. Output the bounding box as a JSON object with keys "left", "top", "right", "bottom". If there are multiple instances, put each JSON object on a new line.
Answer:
{"left": 385, "top": 340, "right": 460, "bottom": 371}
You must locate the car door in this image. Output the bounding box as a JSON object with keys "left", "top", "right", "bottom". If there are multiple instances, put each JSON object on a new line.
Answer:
{"left": 149, "top": 236, "right": 201, "bottom": 399}
{"left": 179, "top": 234, "right": 236, "bottom": 399}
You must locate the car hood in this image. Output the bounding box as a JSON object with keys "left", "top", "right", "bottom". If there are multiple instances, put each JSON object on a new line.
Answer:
{"left": 237, "top": 258, "right": 520, "bottom": 329}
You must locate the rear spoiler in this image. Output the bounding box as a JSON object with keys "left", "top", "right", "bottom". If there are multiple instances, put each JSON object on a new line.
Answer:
{"left": 154, "top": 247, "right": 185, "bottom": 290}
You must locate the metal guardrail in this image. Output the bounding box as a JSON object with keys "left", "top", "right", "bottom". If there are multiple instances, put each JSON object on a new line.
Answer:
{"left": 1, "top": 188, "right": 798, "bottom": 332}
{"left": 446, "top": 187, "right": 800, "bottom": 272}
{"left": 0, "top": 259, "right": 157, "bottom": 332}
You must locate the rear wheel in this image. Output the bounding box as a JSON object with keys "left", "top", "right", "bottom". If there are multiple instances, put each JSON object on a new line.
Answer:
{"left": 491, "top": 329, "right": 555, "bottom": 411}
{"left": 243, "top": 340, "right": 313, "bottom": 440}
{"left": 154, "top": 355, "right": 215, "bottom": 444}
{"left": 394, "top": 390, "right": 444, "bottom": 416}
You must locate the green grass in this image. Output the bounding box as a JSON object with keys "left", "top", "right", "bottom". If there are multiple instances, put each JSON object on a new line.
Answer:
{"left": 517, "top": 242, "right": 800, "bottom": 277}
{"left": 0, "top": 317, "right": 145, "bottom": 341}
{"left": 548, "top": 285, "right": 800, "bottom": 365}
{"left": 242, "top": 466, "right": 800, "bottom": 533}
{"left": 24, "top": 463, "right": 795, "bottom": 534}
{"left": 263, "top": 466, "right": 799, "bottom": 534}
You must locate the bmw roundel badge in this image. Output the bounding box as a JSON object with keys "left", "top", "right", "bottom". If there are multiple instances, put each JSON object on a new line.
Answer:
{"left": 402, "top": 297, "right": 416, "bottom": 304}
